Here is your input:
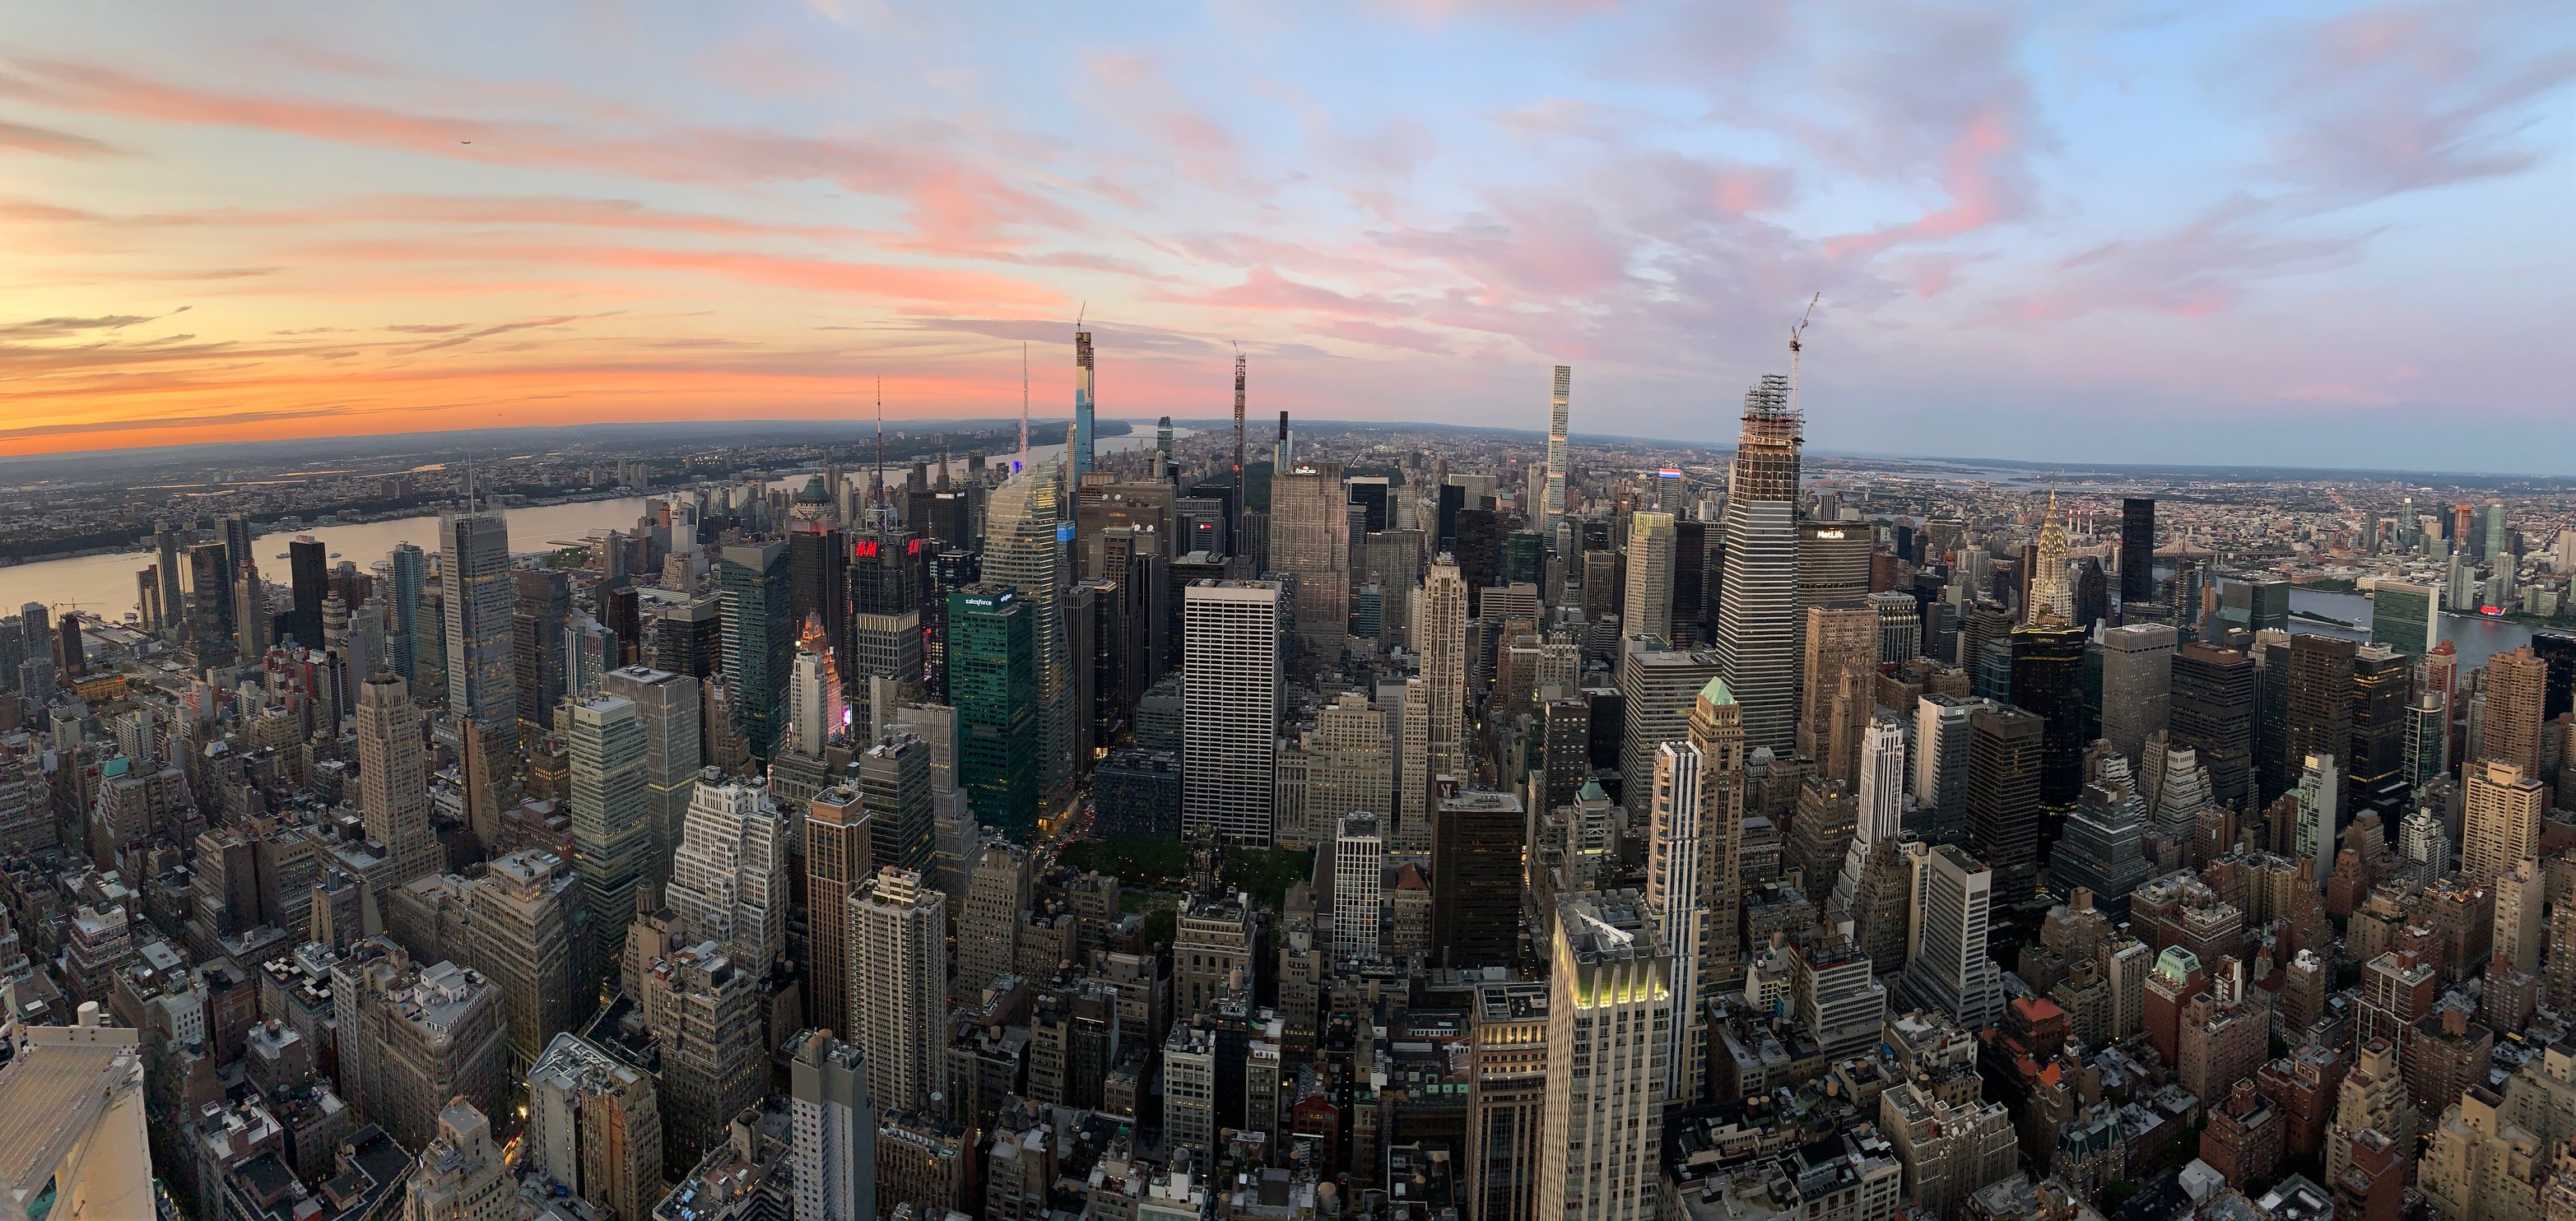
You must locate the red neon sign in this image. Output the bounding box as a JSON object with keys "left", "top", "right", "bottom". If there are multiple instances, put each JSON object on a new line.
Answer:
{"left": 906, "top": 538, "right": 923, "bottom": 555}
{"left": 853, "top": 541, "right": 879, "bottom": 559}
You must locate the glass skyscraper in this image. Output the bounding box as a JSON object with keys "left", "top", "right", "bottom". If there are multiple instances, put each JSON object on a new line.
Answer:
{"left": 949, "top": 583, "right": 1039, "bottom": 836}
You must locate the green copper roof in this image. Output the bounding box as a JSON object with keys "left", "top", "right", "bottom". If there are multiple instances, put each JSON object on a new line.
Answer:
{"left": 1578, "top": 778, "right": 1607, "bottom": 801}
{"left": 1699, "top": 676, "right": 1735, "bottom": 705}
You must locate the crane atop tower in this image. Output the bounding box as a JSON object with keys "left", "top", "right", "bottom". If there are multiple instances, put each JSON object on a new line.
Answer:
{"left": 1788, "top": 292, "right": 1819, "bottom": 417}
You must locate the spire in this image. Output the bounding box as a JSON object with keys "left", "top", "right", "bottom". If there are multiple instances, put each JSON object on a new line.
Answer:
{"left": 2026, "top": 486, "right": 2075, "bottom": 628}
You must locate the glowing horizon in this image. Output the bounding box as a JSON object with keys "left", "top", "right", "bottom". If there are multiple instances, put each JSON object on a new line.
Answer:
{"left": 2, "top": 2, "right": 2569, "bottom": 469}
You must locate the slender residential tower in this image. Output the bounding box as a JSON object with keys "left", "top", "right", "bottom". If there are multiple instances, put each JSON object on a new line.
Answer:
{"left": 1232, "top": 351, "right": 1247, "bottom": 551}
{"left": 1072, "top": 329, "right": 1095, "bottom": 477}
{"left": 1544, "top": 365, "right": 1570, "bottom": 532}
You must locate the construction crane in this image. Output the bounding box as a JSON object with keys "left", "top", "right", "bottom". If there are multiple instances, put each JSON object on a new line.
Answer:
{"left": 1788, "top": 292, "right": 1819, "bottom": 416}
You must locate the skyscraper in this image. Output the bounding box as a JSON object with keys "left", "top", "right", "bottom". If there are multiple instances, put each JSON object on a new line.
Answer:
{"left": 983, "top": 462, "right": 1076, "bottom": 794}
{"left": 719, "top": 540, "right": 793, "bottom": 761}
{"left": 1544, "top": 365, "right": 1570, "bottom": 532}
{"left": 787, "top": 615, "right": 845, "bottom": 759}
{"left": 356, "top": 671, "right": 440, "bottom": 887}
{"left": 1966, "top": 705, "right": 2044, "bottom": 908}
{"left": 525, "top": 1032, "right": 663, "bottom": 1221}
{"left": 948, "top": 584, "right": 1039, "bottom": 836}
{"left": 2480, "top": 646, "right": 2546, "bottom": 777}
{"left": 1072, "top": 329, "right": 1095, "bottom": 477}
{"left": 1644, "top": 741, "right": 1703, "bottom": 1101}
{"left": 1538, "top": 891, "right": 1669, "bottom": 1221}
{"left": 2462, "top": 760, "right": 2542, "bottom": 887}
{"left": 601, "top": 666, "right": 701, "bottom": 897}
{"left": 2285, "top": 634, "right": 2358, "bottom": 815}
{"left": 665, "top": 774, "right": 790, "bottom": 973}
{"left": 568, "top": 696, "right": 651, "bottom": 963}
{"left": 858, "top": 734, "right": 935, "bottom": 875}
{"left": 2169, "top": 642, "right": 2255, "bottom": 811}
{"left": 1797, "top": 601, "right": 1878, "bottom": 786}
{"left": 1690, "top": 680, "right": 1749, "bottom": 996}
{"left": 803, "top": 785, "right": 869, "bottom": 1030}
{"left": 2349, "top": 644, "right": 2411, "bottom": 819}
{"left": 1421, "top": 556, "right": 1471, "bottom": 812}
{"left": 1430, "top": 789, "right": 1523, "bottom": 968}
{"left": 1332, "top": 812, "right": 1384, "bottom": 961}
{"left": 2099, "top": 624, "right": 2178, "bottom": 764}
{"left": 389, "top": 542, "right": 426, "bottom": 682}
{"left": 1183, "top": 579, "right": 1282, "bottom": 844}
{"left": 441, "top": 508, "right": 518, "bottom": 736}
{"left": 789, "top": 1029, "right": 877, "bottom": 1221}
{"left": 1718, "top": 374, "right": 1801, "bottom": 754}
{"left": 847, "top": 868, "right": 946, "bottom": 1113}
{"left": 2119, "top": 498, "right": 2155, "bottom": 607}
{"left": 1271, "top": 462, "right": 1353, "bottom": 652}
{"left": 1900, "top": 844, "right": 2001, "bottom": 1030}
{"left": 288, "top": 534, "right": 328, "bottom": 648}
{"left": 2369, "top": 581, "right": 2439, "bottom": 656}
{"left": 471, "top": 851, "right": 589, "bottom": 1077}
{"left": 1622, "top": 511, "right": 1676, "bottom": 643}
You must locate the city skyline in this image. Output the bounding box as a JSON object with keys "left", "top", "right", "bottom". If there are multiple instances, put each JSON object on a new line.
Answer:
{"left": 3, "top": 2, "right": 2569, "bottom": 469}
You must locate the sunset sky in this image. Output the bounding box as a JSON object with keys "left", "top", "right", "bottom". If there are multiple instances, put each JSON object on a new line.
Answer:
{"left": 2, "top": 2, "right": 2569, "bottom": 469}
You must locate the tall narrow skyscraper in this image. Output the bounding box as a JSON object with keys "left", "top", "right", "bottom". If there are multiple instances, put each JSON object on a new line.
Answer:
{"left": 1644, "top": 741, "right": 1703, "bottom": 1100}
{"left": 1538, "top": 891, "right": 1670, "bottom": 1221}
{"left": 1543, "top": 365, "right": 1570, "bottom": 532}
{"left": 789, "top": 1030, "right": 877, "bottom": 1221}
{"left": 1072, "top": 329, "right": 1095, "bottom": 477}
{"left": 1623, "top": 512, "right": 1676, "bottom": 643}
{"left": 1718, "top": 374, "right": 1801, "bottom": 754}
{"left": 719, "top": 540, "right": 793, "bottom": 762}
{"left": 1421, "top": 556, "right": 1470, "bottom": 809}
{"left": 288, "top": 534, "right": 328, "bottom": 648}
{"left": 389, "top": 542, "right": 426, "bottom": 682}
{"left": 846, "top": 868, "right": 946, "bottom": 1113}
{"left": 949, "top": 585, "right": 1039, "bottom": 836}
{"left": 1270, "top": 462, "right": 1352, "bottom": 652}
{"left": 601, "top": 666, "right": 701, "bottom": 898}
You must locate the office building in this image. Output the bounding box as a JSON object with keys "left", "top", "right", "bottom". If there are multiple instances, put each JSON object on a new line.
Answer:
{"left": 442, "top": 509, "right": 518, "bottom": 736}
{"left": 1623, "top": 511, "right": 1676, "bottom": 643}
{"left": 2169, "top": 642, "right": 2256, "bottom": 811}
{"left": 2293, "top": 754, "right": 2341, "bottom": 889}
{"left": 982, "top": 462, "right": 1076, "bottom": 795}
{"left": 1617, "top": 646, "right": 1723, "bottom": 819}
{"left": 288, "top": 534, "right": 328, "bottom": 648}
{"left": 948, "top": 585, "right": 1039, "bottom": 836}
{"left": 2099, "top": 624, "right": 2177, "bottom": 764}
{"left": 1469, "top": 980, "right": 1550, "bottom": 1221}
{"left": 568, "top": 696, "right": 652, "bottom": 959}
{"left": 1272, "top": 462, "right": 1353, "bottom": 652}
{"left": 2119, "top": 499, "right": 2155, "bottom": 606}
{"left": 525, "top": 1032, "right": 663, "bottom": 1221}
{"left": 1334, "top": 812, "right": 1385, "bottom": 961}
{"left": 719, "top": 540, "right": 793, "bottom": 761}
{"left": 858, "top": 734, "right": 934, "bottom": 875}
{"left": 803, "top": 785, "right": 869, "bottom": 1030}
{"left": 469, "top": 849, "right": 589, "bottom": 1075}
{"left": 789, "top": 1029, "right": 877, "bottom": 1221}
{"left": 1645, "top": 741, "right": 1704, "bottom": 1098}
{"left": 1422, "top": 555, "right": 1472, "bottom": 806}
{"left": 601, "top": 666, "right": 702, "bottom": 895}
{"left": 2285, "top": 634, "right": 2358, "bottom": 815}
{"left": 402, "top": 1101, "right": 515, "bottom": 1221}
{"left": 2463, "top": 760, "right": 2543, "bottom": 887}
{"left": 1797, "top": 601, "right": 1878, "bottom": 786}
{"left": 1718, "top": 374, "right": 1802, "bottom": 754}
{"left": 638, "top": 943, "right": 764, "bottom": 1174}
{"left": 960, "top": 838, "right": 1031, "bottom": 995}
{"left": 1301, "top": 694, "right": 1395, "bottom": 848}
{"left": 2481, "top": 646, "right": 2546, "bottom": 776}
{"left": 355, "top": 672, "right": 440, "bottom": 888}
{"left": 1538, "top": 891, "right": 1670, "bottom": 1221}
{"left": 847, "top": 869, "right": 947, "bottom": 1113}
{"left": 1183, "top": 579, "right": 1283, "bottom": 844}
{"left": 1433, "top": 789, "right": 1525, "bottom": 969}
{"left": 666, "top": 774, "right": 790, "bottom": 973}
{"left": 1965, "top": 706, "right": 2045, "bottom": 908}
{"left": 2369, "top": 581, "right": 2439, "bottom": 656}
{"left": 335, "top": 945, "right": 509, "bottom": 1154}
{"left": 1902, "top": 844, "right": 2002, "bottom": 1029}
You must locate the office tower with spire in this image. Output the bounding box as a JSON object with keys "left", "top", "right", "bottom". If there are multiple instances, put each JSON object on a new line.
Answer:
{"left": 1183, "top": 579, "right": 1283, "bottom": 844}
{"left": 356, "top": 671, "right": 440, "bottom": 888}
{"left": 847, "top": 868, "right": 947, "bottom": 1113}
{"left": 569, "top": 695, "right": 651, "bottom": 963}
{"left": 1645, "top": 741, "right": 1704, "bottom": 1100}
{"left": 1718, "top": 374, "right": 1801, "bottom": 754}
{"left": 983, "top": 461, "right": 1076, "bottom": 795}
{"left": 1271, "top": 462, "right": 1352, "bottom": 652}
{"left": 719, "top": 540, "right": 793, "bottom": 762}
{"left": 666, "top": 774, "right": 789, "bottom": 973}
{"left": 1624, "top": 511, "right": 1676, "bottom": 643}
{"left": 1539, "top": 891, "right": 1671, "bottom": 1221}
{"left": 1544, "top": 364, "right": 1570, "bottom": 532}
{"left": 2013, "top": 493, "right": 2089, "bottom": 820}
